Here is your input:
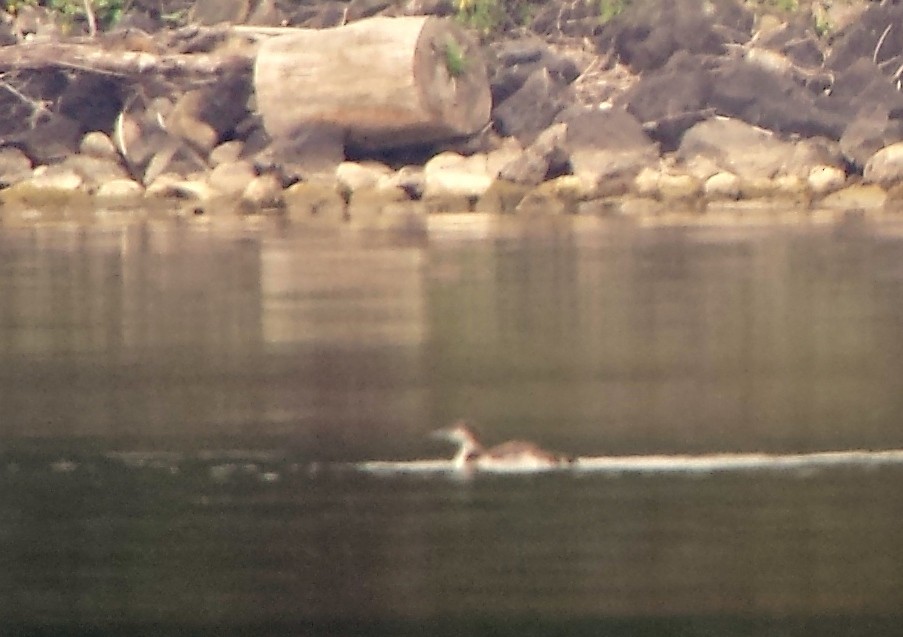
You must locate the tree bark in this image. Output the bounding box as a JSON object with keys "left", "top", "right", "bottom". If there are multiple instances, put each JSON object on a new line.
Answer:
{"left": 253, "top": 16, "right": 491, "bottom": 150}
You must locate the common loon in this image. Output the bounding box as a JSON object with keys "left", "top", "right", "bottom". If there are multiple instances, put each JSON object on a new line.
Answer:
{"left": 431, "top": 420, "right": 573, "bottom": 470}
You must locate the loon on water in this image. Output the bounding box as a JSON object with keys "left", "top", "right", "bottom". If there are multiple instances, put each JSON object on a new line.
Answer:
{"left": 431, "top": 420, "right": 573, "bottom": 470}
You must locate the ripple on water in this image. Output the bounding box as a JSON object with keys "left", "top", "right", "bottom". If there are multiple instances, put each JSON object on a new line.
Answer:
{"left": 5, "top": 447, "right": 903, "bottom": 487}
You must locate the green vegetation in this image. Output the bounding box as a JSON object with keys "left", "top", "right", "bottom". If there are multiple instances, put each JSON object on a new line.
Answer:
{"left": 55, "top": 0, "right": 126, "bottom": 28}
{"left": 4, "top": 0, "right": 126, "bottom": 30}
{"left": 444, "top": 37, "right": 468, "bottom": 78}
{"left": 454, "top": 0, "right": 633, "bottom": 35}
{"left": 455, "top": 0, "right": 549, "bottom": 36}
{"left": 598, "top": 0, "right": 629, "bottom": 24}
{"left": 766, "top": 0, "right": 799, "bottom": 12}
{"left": 812, "top": 3, "right": 832, "bottom": 37}
{"left": 455, "top": 0, "right": 506, "bottom": 35}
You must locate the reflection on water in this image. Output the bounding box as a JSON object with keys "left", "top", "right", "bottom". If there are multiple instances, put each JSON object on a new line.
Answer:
{"left": 262, "top": 235, "right": 426, "bottom": 347}
{"left": 3, "top": 214, "right": 903, "bottom": 634}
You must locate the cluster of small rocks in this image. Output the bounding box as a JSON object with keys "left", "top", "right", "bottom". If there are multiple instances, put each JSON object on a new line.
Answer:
{"left": 4, "top": 0, "right": 903, "bottom": 225}
{"left": 1, "top": 108, "right": 890, "bottom": 226}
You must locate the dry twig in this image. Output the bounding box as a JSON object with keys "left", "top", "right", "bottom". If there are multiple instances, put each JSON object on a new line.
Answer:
{"left": 83, "top": 0, "right": 97, "bottom": 38}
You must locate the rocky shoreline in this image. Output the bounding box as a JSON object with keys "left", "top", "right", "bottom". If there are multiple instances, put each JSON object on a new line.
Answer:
{"left": 2, "top": 0, "right": 903, "bottom": 226}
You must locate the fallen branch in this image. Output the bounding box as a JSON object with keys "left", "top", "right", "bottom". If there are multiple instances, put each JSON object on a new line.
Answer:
{"left": 0, "top": 41, "right": 253, "bottom": 79}
{"left": 0, "top": 74, "right": 52, "bottom": 126}
{"left": 229, "top": 25, "right": 310, "bottom": 37}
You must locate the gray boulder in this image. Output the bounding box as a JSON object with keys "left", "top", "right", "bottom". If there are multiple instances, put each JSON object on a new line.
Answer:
{"left": 827, "top": 58, "right": 903, "bottom": 168}
{"left": 617, "top": 51, "right": 715, "bottom": 150}
{"left": 708, "top": 58, "right": 845, "bottom": 140}
{"left": 58, "top": 74, "right": 124, "bottom": 135}
{"left": 79, "top": 131, "right": 120, "bottom": 162}
{"left": 5, "top": 114, "right": 83, "bottom": 166}
{"left": 826, "top": 3, "right": 903, "bottom": 74}
{"left": 864, "top": 142, "right": 903, "bottom": 188}
{"left": 0, "top": 146, "right": 32, "bottom": 186}
{"left": 255, "top": 124, "right": 345, "bottom": 185}
{"left": 498, "top": 122, "right": 568, "bottom": 186}
{"left": 565, "top": 108, "right": 659, "bottom": 187}
{"left": 60, "top": 154, "right": 131, "bottom": 187}
{"left": 677, "top": 117, "right": 841, "bottom": 180}
{"left": 488, "top": 37, "right": 580, "bottom": 106}
{"left": 840, "top": 105, "right": 903, "bottom": 170}
{"left": 492, "top": 68, "right": 572, "bottom": 146}
{"left": 208, "top": 160, "right": 258, "bottom": 196}
{"left": 595, "top": 0, "right": 752, "bottom": 73}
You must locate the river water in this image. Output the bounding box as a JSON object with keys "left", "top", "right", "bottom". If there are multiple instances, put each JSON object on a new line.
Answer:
{"left": 2, "top": 212, "right": 903, "bottom": 635}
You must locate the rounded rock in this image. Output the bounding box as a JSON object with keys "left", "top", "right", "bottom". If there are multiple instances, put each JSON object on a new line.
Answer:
{"left": 62, "top": 155, "right": 130, "bottom": 186}
{"left": 284, "top": 181, "right": 345, "bottom": 222}
{"left": 773, "top": 174, "right": 807, "bottom": 197}
{"left": 208, "top": 161, "right": 257, "bottom": 197}
{"left": 0, "top": 146, "right": 33, "bottom": 184}
{"left": 819, "top": 184, "right": 887, "bottom": 210}
{"left": 28, "top": 167, "right": 84, "bottom": 192}
{"left": 423, "top": 152, "right": 493, "bottom": 199}
{"left": 808, "top": 165, "right": 846, "bottom": 196}
{"left": 241, "top": 174, "right": 284, "bottom": 210}
{"left": 633, "top": 167, "right": 660, "bottom": 198}
{"left": 209, "top": 141, "right": 244, "bottom": 167}
{"left": 1, "top": 167, "right": 88, "bottom": 208}
{"left": 658, "top": 173, "right": 701, "bottom": 201}
{"left": 704, "top": 172, "right": 741, "bottom": 200}
{"left": 335, "top": 161, "right": 393, "bottom": 197}
{"left": 146, "top": 176, "right": 216, "bottom": 201}
{"left": 95, "top": 178, "right": 144, "bottom": 202}
{"left": 79, "top": 131, "right": 120, "bottom": 161}
{"left": 864, "top": 142, "right": 903, "bottom": 187}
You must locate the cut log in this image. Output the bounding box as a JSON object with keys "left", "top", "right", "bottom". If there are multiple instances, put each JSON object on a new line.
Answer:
{"left": 253, "top": 16, "right": 491, "bottom": 150}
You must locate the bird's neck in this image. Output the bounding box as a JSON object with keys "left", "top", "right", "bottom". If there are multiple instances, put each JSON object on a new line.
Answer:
{"left": 453, "top": 437, "right": 483, "bottom": 468}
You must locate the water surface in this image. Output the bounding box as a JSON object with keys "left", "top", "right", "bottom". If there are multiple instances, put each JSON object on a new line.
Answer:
{"left": 3, "top": 213, "right": 903, "bottom": 635}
